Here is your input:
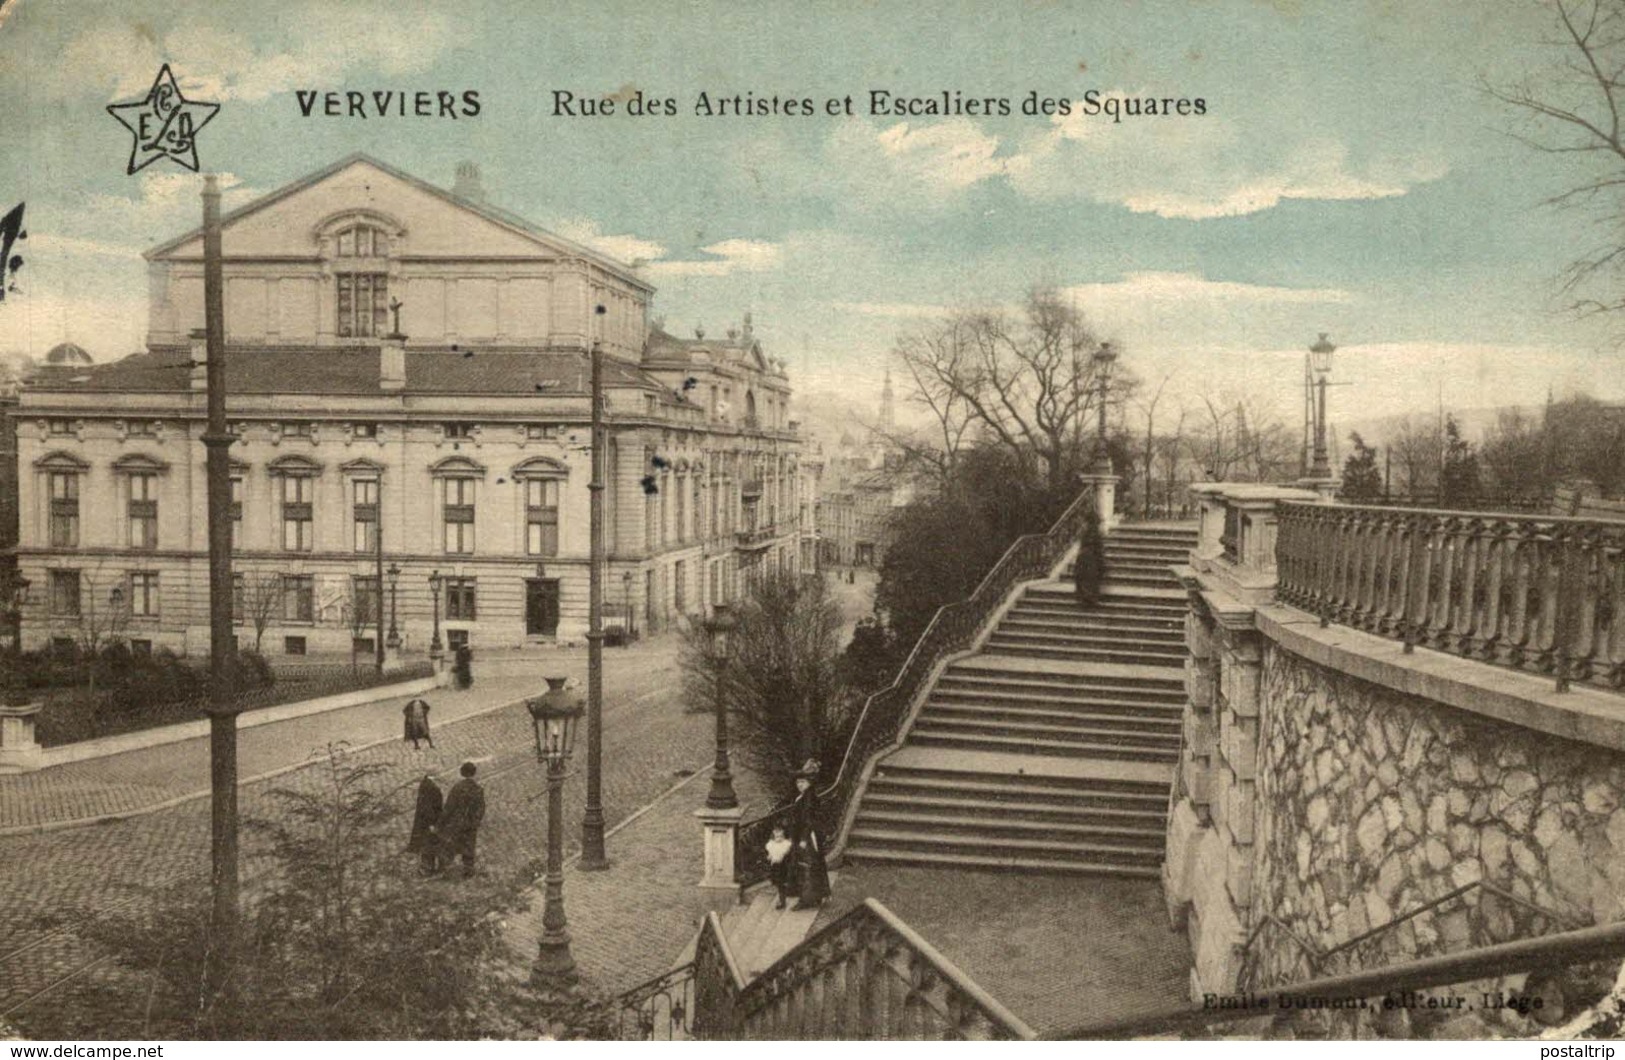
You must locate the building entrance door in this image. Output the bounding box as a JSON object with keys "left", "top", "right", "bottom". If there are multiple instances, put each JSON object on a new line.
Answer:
{"left": 526, "top": 578, "right": 560, "bottom": 636}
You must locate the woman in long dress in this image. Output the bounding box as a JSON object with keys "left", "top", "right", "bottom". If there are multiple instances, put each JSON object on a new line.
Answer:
{"left": 789, "top": 759, "right": 830, "bottom": 909}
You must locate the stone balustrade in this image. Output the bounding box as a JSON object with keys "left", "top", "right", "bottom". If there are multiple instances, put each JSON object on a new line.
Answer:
{"left": 687, "top": 898, "right": 1034, "bottom": 1040}
{"left": 1277, "top": 501, "right": 1625, "bottom": 693}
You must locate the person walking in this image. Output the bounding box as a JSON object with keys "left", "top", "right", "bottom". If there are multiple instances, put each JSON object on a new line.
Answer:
{"left": 406, "top": 772, "right": 444, "bottom": 876}
{"left": 438, "top": 761, "right": 486, "bottom": 878}
{"left": 403, "top": 696, "right": 434, "bottom": 749}
{"left": 789, "top": 758, "right": 830, "bottom": 910}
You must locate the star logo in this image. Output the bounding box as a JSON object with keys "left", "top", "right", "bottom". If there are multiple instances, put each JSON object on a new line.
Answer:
{"left": 106, "top": 65, "right": 220, "bottom": 175}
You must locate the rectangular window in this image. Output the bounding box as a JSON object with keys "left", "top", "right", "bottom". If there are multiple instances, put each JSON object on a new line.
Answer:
{"left": 128, "top": 473, "right": 159, "bottom": 551}
{"left": 281, "top": 476, "right": 314, "bottom": 552}
{"left": 127, "top": 420, "right": 156, "bottom": 438}
{"left": 525, "top": 424, "right": 556, "bottom": 440}
{"left": 48, "top": 472, "right": 80, "bottom": 548}
{"left": 353, "top": 478, "right": 378, "bottom": 553}
{"left": 128, "top": 571, "right": 159, "bottom": 618}
{"left": 675, "top": 476, "right": 687, "bottom": 544}
{"left": 352, "top": 575, "right": 381, "bottom": 627}
{"left": 444, "top": 577, "right": 477, "bottom": 621}
{"left": 443, "top": 422, "right": 475, "bottom": 440}
{"left": 282, "top": 574, "right": 314, "bottom": 623}
{"left": 281, "top": 421, "right": 312, "bottom": 439}
{"left": 130, "top": 638, "right": 153, "bottom": 656}
{"left": 526, "top": 479, "right": 559, "bottom": 557}
{"left": 659, "top": 476, "right": 670, "bottom": 548}
{"left": 48, "top": 419, "right": 73, "bottom": 436}
{"left": 446, "top": 628, "right": 469, "bottom": 652}
{"left": 233, "top": 572, "right": 244, "bottom": 621}
{"left": 336, "top": 273, "right": 388, "bottom": 338}
{"left": 352, "top": 422, "right": 378, "bottom": 439}
{"left": 352, "top": 636, "right": 376, "bottom": 656}
{"left": 442, "top": 478, "right": 475, "bottom": 554}
{"left": 284, "top": 635, "right": 307, "bottom": 656}
{"left": 49, "top": 569, "right": 80, "bottom": 616}
{"left": 230, "top": 477, "right": 243, "bottom": 551}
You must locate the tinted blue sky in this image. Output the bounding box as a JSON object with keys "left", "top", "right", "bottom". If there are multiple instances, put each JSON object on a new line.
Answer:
{"left": 2, "top": 0, "right": 1620, "bottom": 426}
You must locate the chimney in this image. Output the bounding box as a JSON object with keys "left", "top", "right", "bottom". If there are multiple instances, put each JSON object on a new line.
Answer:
{"left": 380, "top": 331, "right": 407, "bottom": 391}
{"left": 189, "top": 328, "right": 207, "bottom": 391}
{"left": 452, "top": 161, "right": 484, "bottom": 203}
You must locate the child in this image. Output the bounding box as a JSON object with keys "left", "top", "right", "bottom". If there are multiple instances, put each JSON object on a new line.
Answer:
{"left": 766, "top": 824, "right": 795, "bottom": 909}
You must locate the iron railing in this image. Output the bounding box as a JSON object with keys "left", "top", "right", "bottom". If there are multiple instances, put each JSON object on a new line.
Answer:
{"left": 733, "top": 488, "right": 1099, "bottom": 888}
{"left": 1276, "top": 501, "right": 1625, "bottom": 692}
{"left": 1053, "top": 918, "right": 1625, "bottom": 1039}
{"left": 615, "top": 962, "right": 695, "bottom": 1040}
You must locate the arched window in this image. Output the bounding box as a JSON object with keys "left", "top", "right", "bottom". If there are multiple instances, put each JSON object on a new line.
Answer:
{"left": 332, "top": 223, "right": 391, "bottom": 339}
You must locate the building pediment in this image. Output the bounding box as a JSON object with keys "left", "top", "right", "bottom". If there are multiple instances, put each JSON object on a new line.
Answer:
{"left": 268, "top": 454, "right": 324, "bottom": 476}
{"left": 430, "top": 455, "right": 487, "bottom": 478}
{"left": 339, "top": 457, "right": 387, "bottom": 477}
{"left": 510, "top": 456, "right": 568, "bottom": 480}
{"left": 33, "top": 450, "right": 89, "bottom": 471}
{"left": 110, "top": 452, "right": 171, "bottom": 474}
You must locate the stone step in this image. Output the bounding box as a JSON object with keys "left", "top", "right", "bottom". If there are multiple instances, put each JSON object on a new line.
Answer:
{"left": 868, "top": 766, "right": 1170, "bottom": 808}
{"left": 907, "top": 727, "right": 1180, "bottom": 762}
{"left": 979, "top": 642, "right": 1188, "bottom": 667}
{"left": 987, "top": 629, "right": 1186, "bottom": 654}
{"left": 914, "top": 714, "right": 1182, "bottom": 748}
{"left": 930, "top": 686, "right": 1187, "bottom": 712}
{"left": 851, "top": 808, "right": 1165, "bottom": 848}
{"left": 838, "top": 846, "right": 1163, "bottom": 879}
{"left": 938, "top": 670, "right": 1186, "bottom": 699}
{"left": 859, "top": 788, "right": 1169, "bottom": 826}
{"left": 844, "top": 827, "right": 1164, "bottom": 868}
{"left": 1001, "top": 608, "right": 1184, "bottom": 633}
{"left": 923, "top": 701, "right": 1183, "bottom": 731}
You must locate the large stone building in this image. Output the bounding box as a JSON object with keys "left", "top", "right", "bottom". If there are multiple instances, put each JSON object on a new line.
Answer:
{"left": 12, "top": 154, "right": 804, "bottom": 656}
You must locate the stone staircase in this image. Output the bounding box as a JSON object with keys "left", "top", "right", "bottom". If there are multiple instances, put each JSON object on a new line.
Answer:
{"left": 842, "top": 522, "right": 1197, "bottom": 878}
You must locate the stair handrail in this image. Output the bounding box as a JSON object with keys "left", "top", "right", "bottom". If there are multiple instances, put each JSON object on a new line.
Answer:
{"left": 688, "top": 897, "right": 1037, "bottom": 1040}
{"left": 1052, "top": 917, "right": 1625, "bottom": 1040}
{"left": 734, "top": 486, "right": 1099, "bottom": 887}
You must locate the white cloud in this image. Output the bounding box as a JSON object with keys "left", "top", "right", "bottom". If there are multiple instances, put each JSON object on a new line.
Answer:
{"left": 552, "top": 218, "right": 666, "bottom": 265}
{"left": 1063, "top": 272, "right": 1356, "bottom": 307}
{"left": 645, "top": 239, "right": 783, "bottom": 279}
{"left": 49, "top": 4, "right": 472, "bottom": 103}
{"left": 825, "top": 118, "right": 1025, "bottom": 203}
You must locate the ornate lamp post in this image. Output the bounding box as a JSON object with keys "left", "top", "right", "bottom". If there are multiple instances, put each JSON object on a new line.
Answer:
{"left": 704, "top": 603, "right": 739, "bottom": 810}
{"left": 622, "top": 570, "right": 634, "bottom": 641}
{"left": 6, "top": 574, "right": 28, "bottom": 654}
{"left": 1090, "top": 341, "right": 1118, "bottom": 474}
{"left": 385, "top": 563, "right": 400, "bottom": 650}
{"left": 427, "top": 570, "right": 444, "bottom": 656}
{"left": 1308, "top": 333, "right": 1336, "bottom": 480}
{"left": 527, "top": 676, "right": 584, "bottom": 989}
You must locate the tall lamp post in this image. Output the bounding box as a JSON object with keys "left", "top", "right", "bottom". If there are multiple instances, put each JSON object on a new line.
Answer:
{"left": 385, "top": 563, "right": 400, "bottom": 650}
{"left": 1308, "top": 333, "right": 1336, "bottom": 480}
{"left": 581, "top": 304, "right": 609, "bottom": 870}
{"left": 428, "top": 570, "right": 444, "bottom": 659}
{"left": 6, "top": 573, "right": 28, "bottom": 655}
{"left": 704, "top": 603, "right": 739, "bottom": 810}
{"left": 1090, "top": 341, "right": 1118, "bottom": 474}
{"left": 527, "top": 677, "right": 583, "bottom": 990}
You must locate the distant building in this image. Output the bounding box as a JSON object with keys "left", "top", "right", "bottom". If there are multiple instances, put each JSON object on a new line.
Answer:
{"left": 13, "top": 154, "right": 804, "bottom": 655}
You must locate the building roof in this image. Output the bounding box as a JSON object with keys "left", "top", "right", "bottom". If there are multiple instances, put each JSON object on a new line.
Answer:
{"left": 23, "top": 345, "right": 662, "bottom": 397}
{"left": 144, "top": 153, "right": 654, "bottom": 294}
{"left": 44, "top": 342, "right": 93, "bottom": 366}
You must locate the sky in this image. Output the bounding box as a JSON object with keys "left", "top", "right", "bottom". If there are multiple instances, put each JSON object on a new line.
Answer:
{"left": 1, "top": 0, "right": 1622, "bottom": 435}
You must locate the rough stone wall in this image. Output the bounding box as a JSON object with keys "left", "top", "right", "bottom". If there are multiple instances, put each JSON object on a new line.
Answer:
{"left": 1250, "top": 645, "right": 1625, "bottom": 1030}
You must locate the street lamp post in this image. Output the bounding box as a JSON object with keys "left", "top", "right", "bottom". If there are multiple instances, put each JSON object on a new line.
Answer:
{"left": 1309, "top": 333, "right": 1336, "bottom": 480}
{"left": 1090, "top": 342, "right": 1118, "bottom": 474}
{"left": 581, "top": 305, "right": 609, "bottom": 870}
{"left": 373, "top": 478, "right": 385, "bottom": 675}
{"left": 428, "top": 570, "right": 443, "bottom": 656}
{"left": 527, "top": 676, "right": 584, "bottom": 990}
{"left": 386, "top": 563, "right": 400, "bottom": 650}
{"left": 704, "top": 603, "right": 739, "bottom": 810}
{"left": 6, "top": 573, "right": 28, "bottom": 655}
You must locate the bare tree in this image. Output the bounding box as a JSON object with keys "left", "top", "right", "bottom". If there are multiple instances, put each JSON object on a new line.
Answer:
{"left": 892, "top": 286, "right": 1128, "bottom": 494}
{"left": 1386, "top": 414, "right": 1443, "bottom": 498}
{"left": 1133, "top": 372, "right": 1175, "bottom": 517}
{"left": 238, "top": 572, "right": 284, "bottom": 653}
{"left": 73, "top": 568, "right": 130, "bottom": 659}
{"left": 1488, "top": 0, "right": 1625, "bottom": 325}
{"left": 888, "top": 321, "right": 980, "bottom": 491}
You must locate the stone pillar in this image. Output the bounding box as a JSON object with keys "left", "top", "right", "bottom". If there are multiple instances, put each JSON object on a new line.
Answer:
{"left": 0, "top": 700, "right": 44, "bottom": 773}
{"left": 1079, "top": 471, "right": 1120, "bottom": 530}
{"left": 1295, "top": 476, "right": 1341, "bottom": 502}
{"left": 695, "top": 804, "right": 743, "bottom": 895}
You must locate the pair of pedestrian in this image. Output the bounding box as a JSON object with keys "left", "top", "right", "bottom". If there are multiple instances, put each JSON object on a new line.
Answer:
{"left": 765, "top": 758, "right": 831, "bottom": 910}
{"left": 406, "top": 761, "right": 486, "bottom": 878}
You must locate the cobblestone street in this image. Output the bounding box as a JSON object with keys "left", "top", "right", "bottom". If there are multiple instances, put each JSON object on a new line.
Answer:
{"left": 0, "top": 635, "right": 753, "bottom": 1032}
